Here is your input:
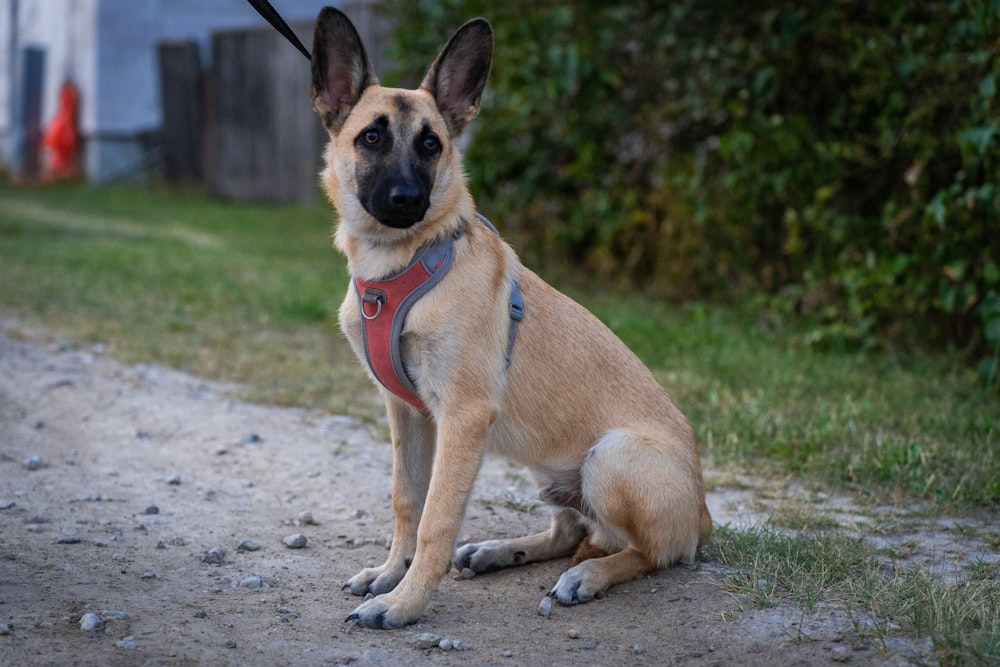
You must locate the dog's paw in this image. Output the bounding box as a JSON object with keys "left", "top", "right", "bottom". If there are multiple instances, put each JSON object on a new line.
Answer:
{"left": 549, "top": 563, "right": 605, "bottom": 606}
{"left": 344, "top": 564, "right": 407, "bottom": 597}
{"left": 345, "top": 594, "right": 419, "bottom": 630}
{"left": 454, "top": 540, "right": 527, "bottom": 574}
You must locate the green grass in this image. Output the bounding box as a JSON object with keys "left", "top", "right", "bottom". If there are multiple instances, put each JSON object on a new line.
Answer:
{"left": 707, "top": 523, "right": 1000, "bottom": 665}
{"left": 1, "top": 181, "right": 997, "bottom": 507}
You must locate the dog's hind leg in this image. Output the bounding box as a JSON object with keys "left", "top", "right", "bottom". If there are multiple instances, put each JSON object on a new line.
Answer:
{"left": 344, "top": 400, "right": 435, "bottom": 596}
{"left": 454, "top": 508, "right": 588, "bottom": 574}
{"left": 548, "top": 427, "right": 709, "bottom": 605}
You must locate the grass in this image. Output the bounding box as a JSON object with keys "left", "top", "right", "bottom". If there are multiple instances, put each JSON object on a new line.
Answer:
{"left": 707, "top": 523, "right": 1000, "bottom": 665}
{"left": 1, "top": 181, "right": 997, "bottom": 505}
{"left": 1, "top": 181, "right": 999, "bottom": 662}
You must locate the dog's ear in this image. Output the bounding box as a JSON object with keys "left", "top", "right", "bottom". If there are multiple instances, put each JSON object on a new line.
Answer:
{"left": 311, "top": 7, "right": 379, "bottom": 132}
{"left": 420, "top": 18, "right": 493, "bottom": 137}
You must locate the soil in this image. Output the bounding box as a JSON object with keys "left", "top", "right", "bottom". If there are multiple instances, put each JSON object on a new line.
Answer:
{"left": 0, "top": 319, "right": 941, "bottom": 666}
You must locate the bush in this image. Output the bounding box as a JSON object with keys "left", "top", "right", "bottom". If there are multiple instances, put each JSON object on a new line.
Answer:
{"left": 383, "top": 0, "right": 1000, "bottom": 355}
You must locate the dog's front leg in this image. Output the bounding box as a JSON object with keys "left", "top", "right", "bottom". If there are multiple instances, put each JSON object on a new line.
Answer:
{"left": 345, "top": 400, "right": 435, "bottom": 596}
{"left": 347, "top": 401, "right": 496, "bottom": 629}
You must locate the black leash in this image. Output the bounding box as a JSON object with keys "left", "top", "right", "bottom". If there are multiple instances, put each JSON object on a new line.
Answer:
{"left": 245, "top": 0, "right": 311, "bottom": 60}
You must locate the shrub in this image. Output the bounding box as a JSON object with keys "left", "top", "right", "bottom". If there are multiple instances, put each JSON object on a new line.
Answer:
{"left": 383, "top": 0, "right": 999, "bottom": 354}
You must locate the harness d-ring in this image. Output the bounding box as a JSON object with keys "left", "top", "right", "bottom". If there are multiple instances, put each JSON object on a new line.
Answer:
{"left": 361, "top": 288, "right": 386, "bottom": 320}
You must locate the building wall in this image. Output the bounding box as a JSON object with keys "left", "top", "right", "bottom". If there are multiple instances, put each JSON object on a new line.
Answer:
{"left": 0, "top": 0, "right": 339, "bottom": 182}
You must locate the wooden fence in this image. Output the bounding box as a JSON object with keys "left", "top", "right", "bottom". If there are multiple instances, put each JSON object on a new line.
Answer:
{"left": 156, "top": 4, "right": 391, "bottom": 204}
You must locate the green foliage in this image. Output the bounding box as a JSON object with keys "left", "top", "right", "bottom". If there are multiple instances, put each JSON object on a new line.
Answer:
{"left": 384, "top": 0, "right": 1000, "bottom": 353}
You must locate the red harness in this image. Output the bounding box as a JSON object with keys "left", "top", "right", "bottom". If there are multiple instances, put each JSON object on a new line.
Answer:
{"left": 352, "top": 215, "right": 523, "bottom": 414}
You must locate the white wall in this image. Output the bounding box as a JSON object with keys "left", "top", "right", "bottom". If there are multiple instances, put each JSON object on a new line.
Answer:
{"left": 0, "top": 0, "right": 339, "bottom": 181}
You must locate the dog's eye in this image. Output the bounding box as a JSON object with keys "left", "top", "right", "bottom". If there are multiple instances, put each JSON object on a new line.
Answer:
{"left": 422, "top": 135, "right": 439, "bottom": 152}
{"left": 363, "top": 130, "right": 380, "bottom": 145}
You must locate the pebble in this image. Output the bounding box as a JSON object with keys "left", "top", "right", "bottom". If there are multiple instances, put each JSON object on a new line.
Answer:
{"left": 0, "top": 623, "right": 11, "bottom": 635}
{"left": 237, "top": 538, "right": 263, "bottom": 552}
{"left": 537, "top": 595, "right": 552, "bottom": 617}
{"left": 632, "top": 643, "right": 645, "bottom": 654}
{"left": 239, "top": 575, "right": 268, "bottom": 589}
{"left": 23, "top": 456, "right": 45, "bottom": 470}
{"left": 411, "top": 632, "right": 441, "bottom": 649}
{"left": 297, "top": 511, "right": 317, "bottom": 526}
{"left": 201, "top": 547, "right": 226, "bottom": 564}
{"left": 56, "top": 535, "right": 81, "bottom": 544}
{"left": 79, "top": 613, "right": 102, "bottom": 631}
{"left": 240, "top": 433, "right": 261, "bottom": 445}
{"left": 438, "top": 639, "right": 453, "bottom": 651}
{"left": 277, "top": 606, "right": 294, "bottom": 614}
{"left": 115, "top": 636, "right": 139, "bottom": 649}
{"left": 282, "top": 534, "right": 307, "bottom": 549}
{"left": 167, "top": 474, "right": 182, "bottom": 485}
{"left": 0, "top": 500, "right": 14, "bottom": 510}
{"left": 143, "top": 505, "right": 159, "bottom": 515}
{"left": 460, "top": 567, "right": 476, "bottom": 579}
{"left": 101, "top": 610, "right": 129, "bottom": 620}
{"left": 566, "top": 628, "right": 580, "bottom": 639}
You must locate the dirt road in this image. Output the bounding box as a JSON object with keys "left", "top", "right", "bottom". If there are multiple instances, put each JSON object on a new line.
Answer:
{"left": 0, "top": 321, "right": 918, "bottom": 665}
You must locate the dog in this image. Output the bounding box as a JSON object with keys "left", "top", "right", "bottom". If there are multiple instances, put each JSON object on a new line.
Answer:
{"left": 310, "top": 7, "right": 712, "bottom": 629}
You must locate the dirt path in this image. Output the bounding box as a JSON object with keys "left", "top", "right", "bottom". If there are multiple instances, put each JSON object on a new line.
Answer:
{"left": 0, "top": 320, "right": 922, "bottom": 666}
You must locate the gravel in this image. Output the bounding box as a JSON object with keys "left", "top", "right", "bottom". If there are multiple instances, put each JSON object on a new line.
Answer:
{"left": 237, "top": 538, "right": 263, "bottom": 552}
{"left": 79, "top": 613, "right": 102, "bottom": 632}
{"left": 282, "top": 533, "right": 307, "bottom": 549}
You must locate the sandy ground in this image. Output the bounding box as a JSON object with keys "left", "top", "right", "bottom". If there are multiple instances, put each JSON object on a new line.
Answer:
{"left": 0, "top": 320, "right": 941, "bottom": 666}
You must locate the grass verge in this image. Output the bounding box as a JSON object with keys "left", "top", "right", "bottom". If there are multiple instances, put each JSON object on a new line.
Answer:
{"left": 707, "top": 523, "right": 1000, "bottom": 665}
{"left": 1, "top": 181, "right": 997, "bottom": 506}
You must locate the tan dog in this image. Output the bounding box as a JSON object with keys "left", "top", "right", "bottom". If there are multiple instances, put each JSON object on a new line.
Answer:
{"left": 311, "top": 7, "right": 711, "bottom": 629}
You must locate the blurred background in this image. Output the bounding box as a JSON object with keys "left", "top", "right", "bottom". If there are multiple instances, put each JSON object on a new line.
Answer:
{"left": 0, "top": 0, "right": 997, "bottom": 378}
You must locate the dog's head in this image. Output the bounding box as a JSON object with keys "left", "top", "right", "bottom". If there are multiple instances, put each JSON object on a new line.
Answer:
{"left": 312, "top": 8, "right": 492, "bottom": 245}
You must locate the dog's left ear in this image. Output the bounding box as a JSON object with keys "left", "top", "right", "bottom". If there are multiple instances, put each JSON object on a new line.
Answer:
{"left": 420, "top": 18, "right": 493, "bottom": 137}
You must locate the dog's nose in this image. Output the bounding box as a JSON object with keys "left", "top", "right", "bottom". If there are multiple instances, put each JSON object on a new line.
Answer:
{"left": 389, "top": 185, "right": 425, "bottom": 212}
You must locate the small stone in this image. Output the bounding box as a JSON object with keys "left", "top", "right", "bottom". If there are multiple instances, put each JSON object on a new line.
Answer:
{"left": 632, "top": 643, "right": 645, "bottom": 654}
{"left": 194, "top": 610, "right": 208, "bottom": 619}
{"left": 297, "top": 511, "right": 317, "bottom": 525}
{"left": 112, "top": 552, "right": 127, "bottom": 561}
{"left": 101, "top": 610, "right": 129, "bottom": 620}
{"left": 831, "top": 646, "right": 850, "bottom": 662}
{"left": 140, "top": 571, "right": 156, "bottom": 580}
{"left": 282, "top": 534, "right": 307, "bottom": 549}
{"left": 452, "top": 640, "right": 466, "bottom": 651}
{"left": 115, "top": 636, "right": 139, "bottom": 649}
{"left": 537, "top": 595, "right": 552, "bottom": 617}
{"left": 143, "top": 505, "right": 159, "bottom": 515}
{"left": 277, "top": 606, "right": 293, "bottom": 614}
{"left": 0, "top": 500, "right": 14, "bottom": 510}
{"left": 0, "top": 623, "right": 12, "bottom": 635}
{"left": 411, "top": 632, "right": 441, "bottom": 649}
{"left": 166, "top": 474, "right": 182, "bottom": 485}
{"left": 225, "top": 640, "right": 237, "bottom": 649}
{"left": 56, "top": 535, "right": 80, "bottom": 544}
{"left": 239, "top": 575, "right": 267, "bottom": 589}
{"left": 566, "top": 628, "right": 580, "bottom": 639}
{"left": 23, "top": 456, "right": 44, "bottom": 470}
{"left": 200, "top": 547, "right": 226, "bottom": 565}
{"left": 438, "top": 638, "right": 453, "bottom": 651}
{"left": 80, "top": 613, "right": 102, "bottom": 632}
{"left": 240, "top": 433, "right": 261, "bottom": 445}
{"left": 503, "top": 649, "right": 513, "bottom": 657}
{"left": 238, "top": 538, "right": 262, "bottom": 552}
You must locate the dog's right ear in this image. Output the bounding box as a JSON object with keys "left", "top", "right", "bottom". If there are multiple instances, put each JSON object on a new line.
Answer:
{"left": 311, "top": 7, "right": 378, "bottom": 132}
